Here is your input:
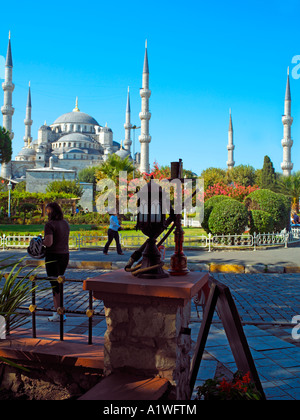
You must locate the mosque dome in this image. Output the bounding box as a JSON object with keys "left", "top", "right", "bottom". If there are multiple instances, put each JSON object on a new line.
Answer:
{"left": 57, "top": 133, "right": 95, "bottom": 143}
{"left": 53, "top": 111, "right": 100, "bottom": 126}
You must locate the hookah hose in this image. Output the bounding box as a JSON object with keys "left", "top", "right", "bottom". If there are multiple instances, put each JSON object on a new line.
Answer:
{"left": 124, "top": 220, "right": 176, "bottom": 276}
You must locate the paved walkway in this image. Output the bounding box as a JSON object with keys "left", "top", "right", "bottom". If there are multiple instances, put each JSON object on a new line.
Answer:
{"left": 2, "top": 247, "right": 300, "bottom": 400}
{"left": 2, "top": 245, "right": 300, "bottom": 263}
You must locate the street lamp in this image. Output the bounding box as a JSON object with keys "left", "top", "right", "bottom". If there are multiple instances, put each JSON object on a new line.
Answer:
{"left": 132, "top": 125, "right": 141, "bottom": 179}
{"left": 8, "top": 180, "right": 12, "bottom": 218}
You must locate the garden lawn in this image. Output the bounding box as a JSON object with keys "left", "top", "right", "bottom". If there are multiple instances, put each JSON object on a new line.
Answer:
{"left": 0, "top": 224, "right": 207, "bottom": 238}
{"left": 0, "top": 224, "right": 101, "bottom": 236}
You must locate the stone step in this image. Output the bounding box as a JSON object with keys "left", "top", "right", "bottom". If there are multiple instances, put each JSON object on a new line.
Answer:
{"left": 78, "top": 372, "right": 169, "bottom": 400}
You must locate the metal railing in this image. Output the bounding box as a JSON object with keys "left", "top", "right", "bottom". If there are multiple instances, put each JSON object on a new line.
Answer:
{"left": 4, "top": 274, "right": 100, "bottom": 345}
{"left": 0, "top": 228, "right": 299, "bottom": 252}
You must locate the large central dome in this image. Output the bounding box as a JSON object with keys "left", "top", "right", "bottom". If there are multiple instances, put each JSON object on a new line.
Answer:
{"left": 53, "top": 111, "right": 100, "bottom": 126}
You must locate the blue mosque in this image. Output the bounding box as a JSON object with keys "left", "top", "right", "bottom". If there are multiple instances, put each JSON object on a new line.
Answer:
{"left": 0, "top": 33, "right": 154, "bottom": 181}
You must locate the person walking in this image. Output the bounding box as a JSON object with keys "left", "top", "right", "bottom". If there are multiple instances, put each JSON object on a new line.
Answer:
{"left": 103, "top": 212, "right": 124, "bottom": 255}
{"left": 42, "top": 202, "right": 70, "bottom": 322}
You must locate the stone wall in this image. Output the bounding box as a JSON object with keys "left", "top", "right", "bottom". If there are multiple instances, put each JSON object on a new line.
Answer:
{"left": 102, "top": 293, "right": 192, "bottom": 400}
{"left": 78, "top": 182, "right": 93, "bottom": 212}
{"left": 26, "top": 169, "right": 76, "bottom": 193}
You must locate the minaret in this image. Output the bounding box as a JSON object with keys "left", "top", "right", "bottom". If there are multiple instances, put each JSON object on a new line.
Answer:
{"left": 139, "top": 40, "right": 151, "bottom": 173}
{"left": 227, "top": 109, "right": 235, "bottom": 170}
{"left": 281, "top": 67, "right": 293, "bottom": 176}
{"left": 2, "top": 32, "right": 14, "bottom": 139}
{"left": 24, "top": 82, "right": 33, "bottom": 147}
{"left": 124, "top": 87, "right": 132, "bottom": 153}
{"left": 1, "top": 31, "right": 15, "bottom": 178}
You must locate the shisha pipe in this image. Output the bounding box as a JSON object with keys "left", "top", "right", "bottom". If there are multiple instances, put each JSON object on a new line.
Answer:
{"left": 125, "top": 159, "right": 200, "bottom": 276}
{"left": 125, "top": 210, "right": 176, "bottom": 276}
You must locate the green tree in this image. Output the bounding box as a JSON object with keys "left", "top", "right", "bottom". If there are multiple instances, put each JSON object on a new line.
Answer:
{"left": 276, "top": 174, "right": 300, "bottom": 213}
{"left": 18, "top": 203, "right": 37, "bottom": 224}
{"left": 95, "top": 154, "right": 135, "bottom": 182}
{"left": 95, "top": 154, "right": 136, "bottom": 214}
{"left": 200, "top": 167, "right": 227, "bottom": 190}
{"left": 0, "top": 127, "right": 12, "bottom": 165}
{"left": 14, "top": 181, "right": 26, "bottom": 192}
{"left": 78, "top": 166, "right": 100, "bottom": 184}
{"left": 227, "top": 164, "right": 257, "bottom": 187}
{"left": 46, "top": 179, "right": 83, "bottom": 198}
{"left": 259, "top": 156, "right": 277, "bottom": 190}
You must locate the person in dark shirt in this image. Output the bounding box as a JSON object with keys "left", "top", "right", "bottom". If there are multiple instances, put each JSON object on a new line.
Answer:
{"left": 42, "top": 202, "right": 70, "bottom": 322}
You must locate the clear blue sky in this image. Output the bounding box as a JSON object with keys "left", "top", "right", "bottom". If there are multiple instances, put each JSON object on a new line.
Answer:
{"left": 1, "top": 0, "right": 300, "bottom": 176}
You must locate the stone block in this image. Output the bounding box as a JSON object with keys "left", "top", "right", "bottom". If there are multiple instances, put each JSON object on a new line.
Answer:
{"left": 210, "top": 263, "right": 245, "bottom": 273}
{"left": 266, "top": 265, "right": 285, "bottom": 274}
{"left": 245, "top": 264, "right": 266, "bottom": 273}
{"left": 285, "top": 266, "right": 300, "bottom": 273}
{"left": 188, "top": 263, "right": 209, "bottom": 272}
{"left": 104, "top": 306, "right": 129, "bottom": 326}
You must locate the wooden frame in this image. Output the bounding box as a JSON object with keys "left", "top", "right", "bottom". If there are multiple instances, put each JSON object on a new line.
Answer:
{"left": 189, "top": 276, "right": 266, "bottom": 400}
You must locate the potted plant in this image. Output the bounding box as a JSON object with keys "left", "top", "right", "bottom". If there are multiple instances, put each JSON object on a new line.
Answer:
{"left": 195, "top": 371, "right": 262, "bottom": 400}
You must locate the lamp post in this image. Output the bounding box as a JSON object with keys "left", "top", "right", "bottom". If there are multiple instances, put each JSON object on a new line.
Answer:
{"left": 8, "top": 180, "right": 12, "bottom": 219}
{"left": 132, "top": 125, "right": 141, "bottom": 179}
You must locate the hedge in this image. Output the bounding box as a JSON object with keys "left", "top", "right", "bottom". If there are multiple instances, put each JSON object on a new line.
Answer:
{"left": 202, "top": 195, "right": 234, "bottom": 233}
{"left": 208, "top": 199, "right": 249, "bottom": 235}
{"left": 249, "top": 210, "right": 274, "bottom": 234}
{"left": 244, "top": 189, "right": 290, "bottom": 232}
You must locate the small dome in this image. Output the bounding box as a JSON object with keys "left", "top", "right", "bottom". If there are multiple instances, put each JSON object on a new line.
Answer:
{"left": 53, "top": 111, "right": 100, "bottom": 126}
{"left": 115, "top": 148, "right": 131, "bottom": 159}
{"left": 17, "top": 146, "right": 35, "bottom": 157}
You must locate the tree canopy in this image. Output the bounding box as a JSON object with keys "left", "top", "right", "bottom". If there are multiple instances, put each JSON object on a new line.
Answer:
{"left": 0, "top": 127, "right": 12, "bottom": 165}
{"left": 259, "top": 156, "right": 277, "bottom": 190}
{"left": 46, "top": 179, "right": 83, "bottom": 198}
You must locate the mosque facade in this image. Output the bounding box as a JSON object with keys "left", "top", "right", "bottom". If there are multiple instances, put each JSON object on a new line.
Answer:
{"left": 0, "top": 34, "right": 153, "bottom": 181}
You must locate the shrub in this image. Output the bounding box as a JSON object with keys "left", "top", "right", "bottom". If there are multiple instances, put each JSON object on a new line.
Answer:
{"left": 208, "top": 199, "right": 249, "bottom": 235}
{"left": 202, "top": 195, "right": 233, "bottom": 233}
{"left": 64, "top": 212, "right": 110, "bottom": 225}
{"left": 244, "top": 189, "right": 290, "bottom": 232}
{"left": 249, "top": 210, "right": 274, "bottom": 234}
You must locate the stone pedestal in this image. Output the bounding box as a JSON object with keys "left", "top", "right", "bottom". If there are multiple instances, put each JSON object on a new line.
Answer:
{"left": 83, "top": 270, "right": 208, "bottom": 400}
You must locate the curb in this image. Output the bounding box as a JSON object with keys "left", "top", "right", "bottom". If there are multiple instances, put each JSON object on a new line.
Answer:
{"left": 4, "top": 259, "right": 300, "bottom": 274}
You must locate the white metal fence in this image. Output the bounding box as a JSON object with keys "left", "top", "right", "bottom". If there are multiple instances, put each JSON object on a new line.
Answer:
{"left": 0, "top": 228, "right": 299, "bottom": 251}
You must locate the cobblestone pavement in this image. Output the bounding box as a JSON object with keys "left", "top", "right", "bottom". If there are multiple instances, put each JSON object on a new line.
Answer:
{"left": 3, "top": 268, "right": 300, "bottom": 400}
